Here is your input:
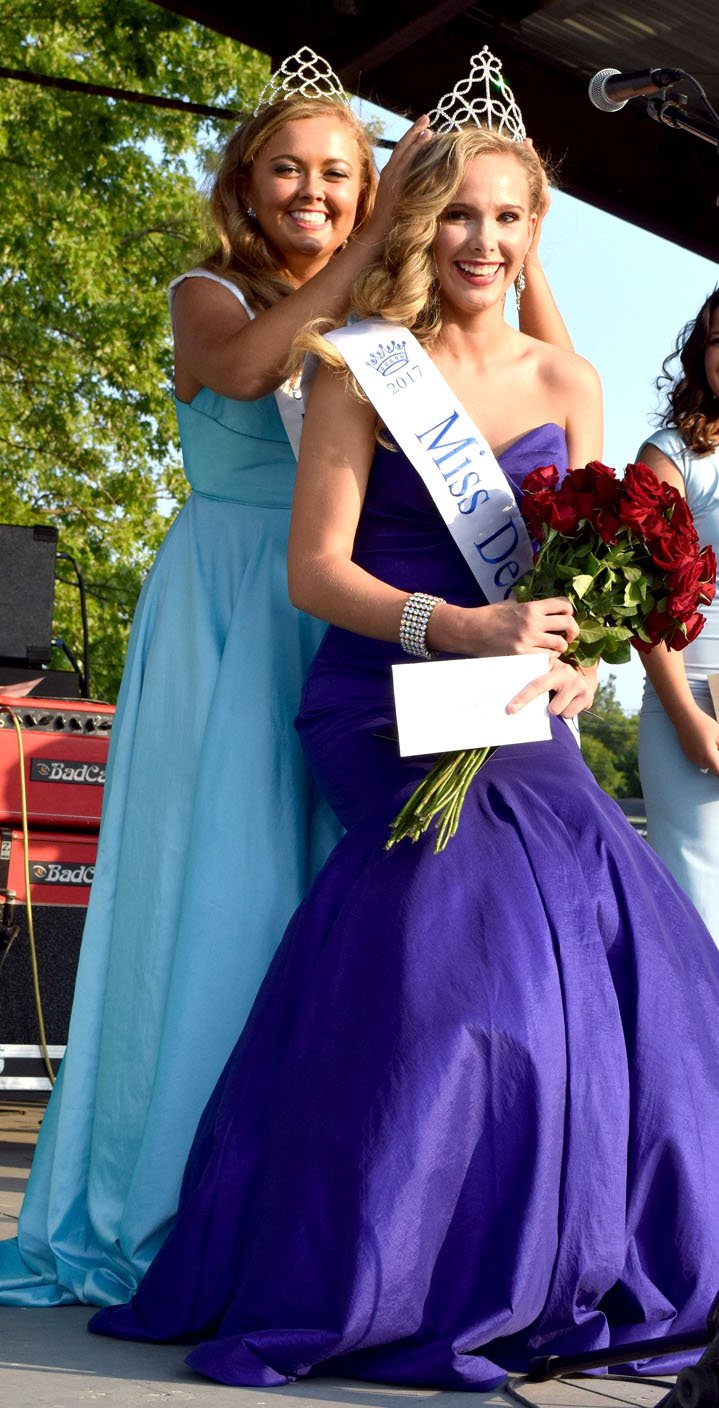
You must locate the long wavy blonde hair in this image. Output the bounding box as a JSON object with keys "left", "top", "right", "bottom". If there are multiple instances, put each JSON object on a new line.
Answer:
{"left": 301, "top": 127, "right": 544, "bottom": 383}
{"left": 201, "top": 96, "right": 377, "bottom": 311}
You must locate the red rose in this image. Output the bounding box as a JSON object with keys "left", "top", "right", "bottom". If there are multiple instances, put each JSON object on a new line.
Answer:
{"left": 521, "top": 464, "right": 560, "bottom": 496}
{"left": 698, "top": 544, "right": 717, "bottom": 604}
{"left": 642, "top": 606, "right": 674, "bottom": 644}
{"left": 661, "top": 491, "right": 699, "bottom": 546}
{"left": 558, "top": 486, "right": 595, "bottom": 523}
{"left": 594, "top": 507, "right": 622, "bottom": 545}
{"left": 665, "top": 487, "right": 695, "bottom": 530}
{"left": 623, "top": 461, "right": 664, "bottom": 506}
{"left": 630, "top": 634, "right": 654, "bottom": 655}
{"left": 648, "top": 523, "right": 699, "bottom": 571}
{"left": 666, "top": 557, "right": 705, "bottom": 619}
{"left": 547, "top": 497, "right": 581, "bottom": 535}
{"left": 572, "top": 461, "right": 623, "bottom": 506}
{"left": 521, "top": 489, "right": 555, "bottom": 539}
{"left": 520, "top": 465, "right": 564, "bottom": 539}
{"left": 644, "top": 491, "right": 699, "bottom": 569}
{"left": 556, "top": 463, "right": 621, "bottom": 529}
{"left": 667, "top": 612, "right": 706, "bottom": 650}
{"left": 618, "top": 497, "right": 666, "bottom": 539}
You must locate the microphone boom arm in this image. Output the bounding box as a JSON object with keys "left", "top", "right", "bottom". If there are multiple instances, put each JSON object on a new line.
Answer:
{"left": 647, "top": 97, "right": 719, "bottom": 149}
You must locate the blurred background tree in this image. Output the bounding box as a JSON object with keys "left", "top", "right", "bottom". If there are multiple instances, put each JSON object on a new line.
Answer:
{"left": 0, "top": 0, "right": 267, "bottom": 698}
{"left": 581, "top": 675, "right": 641, "bottom": 801}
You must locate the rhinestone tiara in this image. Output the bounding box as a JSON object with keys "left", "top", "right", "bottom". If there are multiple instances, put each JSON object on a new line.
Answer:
{"left": 428, "top": 46, "right": 526, "bottom": 141}
{"left": 253, "top": 47, "right": 350, "bottom": 116}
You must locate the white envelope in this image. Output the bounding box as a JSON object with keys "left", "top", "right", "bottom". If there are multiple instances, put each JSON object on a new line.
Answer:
{"left": 392, "top": 654, "right": 552, "bottom": 757}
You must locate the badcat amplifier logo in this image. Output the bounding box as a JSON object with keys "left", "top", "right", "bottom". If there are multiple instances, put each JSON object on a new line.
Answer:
{"left": 30, "top": 861, "right": 95, "bottom": 887}
{"left": 31, "top": 759, "right": 106, "bottom": 785}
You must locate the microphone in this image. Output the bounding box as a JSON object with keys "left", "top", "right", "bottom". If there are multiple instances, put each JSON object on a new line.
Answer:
{"left": 588, "top": 66, "right": 684, "bottom": 113}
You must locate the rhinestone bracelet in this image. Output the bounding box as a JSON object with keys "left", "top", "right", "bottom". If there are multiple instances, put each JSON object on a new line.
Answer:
{"left": 399, "top": 592, "right": 446, "bottom": 660}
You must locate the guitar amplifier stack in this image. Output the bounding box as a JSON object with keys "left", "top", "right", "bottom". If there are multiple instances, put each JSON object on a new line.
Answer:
{"left": 0, "top": 696, "right": 115, "bottom": 1086}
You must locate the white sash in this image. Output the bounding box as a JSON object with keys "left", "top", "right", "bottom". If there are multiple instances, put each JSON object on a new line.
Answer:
{"left": 324, "top": 320, "right": 534, "bottom": 603}
{"left": 169, "top": 269, "right": 303, "bottom": 459}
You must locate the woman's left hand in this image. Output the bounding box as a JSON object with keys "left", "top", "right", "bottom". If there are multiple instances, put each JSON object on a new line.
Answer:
{"left": 507, "top": 658, "right": 598, "bottom": 718}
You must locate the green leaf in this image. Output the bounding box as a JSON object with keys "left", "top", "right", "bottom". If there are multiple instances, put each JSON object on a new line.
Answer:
{"left": 601, "top": 639, "right": 632, "bottom": 664}
{"left": 575, "top": 621, "right": 610, "bottom": 643}
{"left": 571, "top": 573, "right": 595, "bottom": 599}
{"left": 624, "top": 578, "right": 648, "bottom": 605}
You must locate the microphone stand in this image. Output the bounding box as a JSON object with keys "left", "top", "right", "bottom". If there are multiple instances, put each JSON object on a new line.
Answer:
{"left": 528, "top": 1289, "right": 719, "bottom": 1408}
{"left": 646, "top": 72, "right": 719, "bottom": 205}
{"left": 646, "top": 96, "right": 719, "bottom": 149}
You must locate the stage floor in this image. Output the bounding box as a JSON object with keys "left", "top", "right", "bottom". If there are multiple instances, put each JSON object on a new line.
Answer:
{"left": 0, "top": 1102, "right": 677, "bottom": 1408}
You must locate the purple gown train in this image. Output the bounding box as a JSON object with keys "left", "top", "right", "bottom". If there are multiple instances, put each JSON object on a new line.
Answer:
{"left": 91, "top": 425, "right": 719, "bottom": 1390}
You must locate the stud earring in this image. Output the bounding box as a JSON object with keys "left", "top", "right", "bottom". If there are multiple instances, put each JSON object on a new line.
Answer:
{"left": 246, "top": 206, "right": 257, "bottom": 221}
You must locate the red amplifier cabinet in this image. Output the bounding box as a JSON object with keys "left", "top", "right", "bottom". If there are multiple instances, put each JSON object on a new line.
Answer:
{"left": 0, "top": 695, "right": 114, "bottom": 831}
{"left": 0, "top": 827, "right": 97, "bottom": 907}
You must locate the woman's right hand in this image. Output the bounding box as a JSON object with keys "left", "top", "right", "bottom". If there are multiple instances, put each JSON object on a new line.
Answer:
{"left": 365, "top": 115, "right": 432, "bottom": 241}
{"left": 674, "top": 704, "right": 719, "bottom": 776}
{"left": 450, "top": 596, "right": 579, "bottom": 657}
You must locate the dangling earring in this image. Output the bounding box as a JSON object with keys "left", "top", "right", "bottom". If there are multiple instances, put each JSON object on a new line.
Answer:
{"left": 246, "top": 206, "right": 257, "bottom": 221}
{"left": 515, "top": 264, "right": 526, "bottom": 313}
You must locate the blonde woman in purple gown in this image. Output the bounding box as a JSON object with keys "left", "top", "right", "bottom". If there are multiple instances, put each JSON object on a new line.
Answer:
{"left": 91, "top": 124, "right": 719, "bottom": 1391}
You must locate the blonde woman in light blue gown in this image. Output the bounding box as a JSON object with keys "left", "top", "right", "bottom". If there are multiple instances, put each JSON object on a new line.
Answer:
{"left": 0, "top": 73, "right": 569, "bottom": 1308}
{"left": 0, "top": 86, "right": 433, "bottom": 1308}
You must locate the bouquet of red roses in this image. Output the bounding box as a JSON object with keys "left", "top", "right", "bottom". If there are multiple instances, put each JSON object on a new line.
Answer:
{"left": 388, "top": 460, "right": 717, "bottom": 853}
{"left": 516, "top": 459, "right": 716, "bottom": 662}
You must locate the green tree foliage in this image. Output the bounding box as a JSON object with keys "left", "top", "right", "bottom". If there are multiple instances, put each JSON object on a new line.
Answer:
{"left": 0, "top": 2, "right": 268, "bottom": 698}
{"left": 581, "top": 674, "right": 641, "bottom": 799}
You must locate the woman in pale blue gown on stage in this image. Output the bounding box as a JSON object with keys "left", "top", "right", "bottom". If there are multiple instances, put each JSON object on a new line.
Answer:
{"left": 92, "top": 127, "right": 719, "bottom": 1390}
{"left": 637, "top": 290, "right": 719, "bottom": 942}
{"left": 0, "top": 65, "right": 438, "bottom": 1306}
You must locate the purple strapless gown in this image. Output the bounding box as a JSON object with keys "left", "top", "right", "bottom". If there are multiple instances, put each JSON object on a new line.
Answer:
{"left": 91, "top": 426, "right": 719, "bottom": 1390}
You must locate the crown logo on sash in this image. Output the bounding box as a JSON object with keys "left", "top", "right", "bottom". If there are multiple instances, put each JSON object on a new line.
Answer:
{"left": 366, "top": 340, "right": 409, "bottom": 377}
{"left": 428, "top": 46, "right": 526, "bottom": 140}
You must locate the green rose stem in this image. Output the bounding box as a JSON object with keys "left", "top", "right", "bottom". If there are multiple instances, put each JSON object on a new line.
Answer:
{"left": 387, "top": 745, "right": 494, "bottom": 854}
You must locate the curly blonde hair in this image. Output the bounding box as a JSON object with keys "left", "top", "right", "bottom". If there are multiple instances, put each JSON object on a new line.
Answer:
{"left": 300, "top": 127, "right": 545, "bottom": 380}
{"left": 201, "top": 95, "right": 377, "bottom": 311}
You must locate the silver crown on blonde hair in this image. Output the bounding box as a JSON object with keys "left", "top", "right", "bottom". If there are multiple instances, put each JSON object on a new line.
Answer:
{"left": 253, "top": 47, "right": 350, "bottom": 116}
{"left": 428, "top": 46, "right": 526, "bottom": 141}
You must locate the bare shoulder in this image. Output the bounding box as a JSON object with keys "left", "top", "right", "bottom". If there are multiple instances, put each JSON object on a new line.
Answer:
{"left": 172, "top": 274, "right": 251, "bottom": 339}
{"left": 516, "top": 335, "right": 602, "bottom": 462}
{"left": 304, "top": 361, "right": 378, "bottom": 439}
{"left": 526, "top": 336, "right": 600, "bottom": 397}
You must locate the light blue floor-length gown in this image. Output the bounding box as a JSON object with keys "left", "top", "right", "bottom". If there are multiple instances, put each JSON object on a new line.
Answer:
{"left": 637, "top": 426, "right": 719, "bottom": 943}
{"left": 0, "top": 272, "right": 340, "bottom": 1305}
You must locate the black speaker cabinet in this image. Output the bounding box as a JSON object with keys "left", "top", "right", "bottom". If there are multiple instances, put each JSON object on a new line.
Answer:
{"left": 0, "top": 902, "right": 85, "bottom": 1048}
{"left": 0, "top": 666, "right": 80, "bottom": 699}
{"left": 0, "top": 524, "right": 58, "bottom": 666}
